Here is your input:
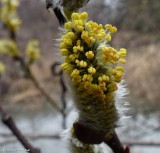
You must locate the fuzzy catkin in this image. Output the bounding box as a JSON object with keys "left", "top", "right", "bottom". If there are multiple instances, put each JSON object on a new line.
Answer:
{"left": 60, "top": 12, "right": 127, "bottom": 137}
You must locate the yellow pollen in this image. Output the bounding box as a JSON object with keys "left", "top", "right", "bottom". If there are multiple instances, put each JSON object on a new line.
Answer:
{"left": 64, "top": 21, "right": 72, "bottom": 29}
{"left": 71, "top": 69, "right": 80, "bottom": 77}
{"left": 119, "top": 58, "right": 126, "bottom": 64}
{"left": 80, "top": 12, "right": 88, "bottom": 20}
{"left": 71, "top": 13, "right": 80, "bottom": 20}
{"left": 88, "top": 67, "right": 96, "bottom": 74}
{"left": 85, "top": 51, "right": 94, "bottom": 59}
{"left": 82, "top": 74, "right": 93, "bottom": 82}
{"left": 79, "top": 60, "right": 87, "bottom": 67}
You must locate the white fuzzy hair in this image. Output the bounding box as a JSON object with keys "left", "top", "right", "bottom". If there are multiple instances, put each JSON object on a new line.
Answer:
{"left": 115, "top": 80, "right": 130, "bottom": 126}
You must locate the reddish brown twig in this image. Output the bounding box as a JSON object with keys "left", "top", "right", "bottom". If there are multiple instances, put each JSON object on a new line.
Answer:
{"left": 51, "top": 62, "right": 67, "bottom": 129}
{"left": 0, "top": 104, "right": 41, "bottom": 153}
{"left": 104, "top": 130, "right": 128, "bottom": 153}
{"left": 73, "top": 121, "right": 130, "bottom": 153}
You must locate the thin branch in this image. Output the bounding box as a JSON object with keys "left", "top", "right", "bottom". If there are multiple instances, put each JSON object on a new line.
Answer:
{"left": 122, "top": 140, "right": 160, "bottom": 147}
{"left": 104, "top": 131, "right": 124, "bottom": 153}
{"left": 0, "top": 133, "right": 61, "bottom": 146}
{"left": 0, "top": 132, "right": 60, "bottom": 139}
{"left": 2, "top": 20, "right": 61, "bottom": 113}
{"left": 0, "top": 105, "right": 41, "bottom": 153}
{"left": 1, "top": 132, "right": 160, "bottom": 147}
{"left": 28, "top": 66, "right": 61, "bottom": 112}
{"left": 60, "top": 71, "right": 67, "bottom": 129}
{"left": 51, "top": 62, "right": 68, "bottom": 129}
{"left": 53, "top": 7, "right": 66, "bottom": 26}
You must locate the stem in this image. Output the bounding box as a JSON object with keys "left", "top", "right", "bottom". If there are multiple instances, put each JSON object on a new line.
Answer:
{"left": 27, "top": 66, "right": 61, "bottom": 112}
{"left": 0, "top": 105, "right": 40, "bottom": 153}
{"left": 53, "top": 7, "right": 66, "bottom": 26}
{"left": 60, "top": 71, "right": 67, "bottom": 129}
{"left": 104, "top": 130, "right": 124, "bottom": 153}
{"left": 51, "top": 62, "right": 67, "bottom": 129}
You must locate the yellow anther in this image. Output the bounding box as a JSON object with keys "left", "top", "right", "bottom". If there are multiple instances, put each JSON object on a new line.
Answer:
{"left": 98, "top": 24, "right": 103, "bottom": 30}
{"left": 102, "top": 75, "right": 109, "bottom": 82}
{"left": 105, "top": 24, "right": 117, "bottom": 33}
{"left": 97, "top": 32, "right": 105, "bottom": 40}
{"left": 60, "top": 42, "right": 67, "bottom": 49}
{"left": 72, "top": 75, "right": 81, "bottom": 83}
{"left": 105, "top": 24, "right": 112, "bottom": 30}
{"left": 60, "top": 49, "right": 68, "bottom": 56}
{"left": 88, "top": 67, "right": 96, "bottom": 74}
{"left": 80, "top": 12, "right": 88, "bottom": 20}
{"left": 71, "top": 13, "right": 80, "bottom": 20}
{"left": 71, "top": 69, "right": 80, "bottom": 77}
{"left": 84, "top": 81, "right": 92, "bottom": 89}
{"left": 114, "top": 71, "right": 122, "bottom": 79}
{"left": 107, "top": 83, "right": 118, "bottom": 92}
{"left": 73, "top": 45, "right": 83, "bottom": 53}
{"left": 76, "top": 40, "right": 81, "bottom": 46}
{"left": 75, "top": 59, "right": 80, "bottom": 65}
{"left": 82, "top": 74, "right": 93, "bottom": 82}
{"left": 61, "top": 63, "right": 72, "bottom": 72}
{"left": 74, "top": 20, "right": 83, "bottom": 27}
{"left": 116, "top": 66, "right": 124, "bottom": 72}
{"left": 119, "top": 48, "right": 127, "bottom": 58}
{"left": 105, "top": 93, "right": 113, "bottom": 102}
{"left": 76, "top": 26, "right": 84, "bottom": 32}
{"left": 106, "top": 34, "right": 112, "bottom": 42}
{"left": 79, "top": 60, "right": 87, "bottom": 67}
{"left": 64, "top": 21, "right": 72, "bottom": 29}
{"left": 98, "top": 75, "right": 109, "bottom": 83}
{"left": 90, "top": 37, "right": 96, "bottom": 43}
{"left": 65, "top": 39, "right": 72, "bottom": 46}
{"left": 67, "top": 32, "right": 75, "bottom": 39}
{"left": 110, "top": 26, "right": 117, "bottom": 33}
{"left": 73, "top": 46, "right": 78, "bottom": 53}
{"left": 85, "top": 51, "right": 94, "bottom": 59}
{"left": 77, "top": 45, "right": 83, "bottom": 52}
{"left": 99, "top": 82, "right": 107, "bottom": 91}
{"left": 119, "top": 58, "right": 126, "bottom": 64}
{"left": 69, "top": 54, "right": 76, "bottom": 61}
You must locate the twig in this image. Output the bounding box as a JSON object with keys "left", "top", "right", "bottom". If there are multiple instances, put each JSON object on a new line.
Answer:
{"left": 28, "top": 66, "right": 61, "bottom": 112}
{"left": 104, "top": 131, "right": 125, "bottom": 153}
{"left": 51, "top": 62, "right": 67, "bottom": 129}
{"left": 60, "top": 71, "right": 67, "bottom": 129}
{"left": 0, "top": 132, "right": 60, "bottom": 139}
{"left": 46, "top": 1, "right": 66, "bottom": 26}
{"left": 53, "top": 7, "right": 66, "bottom": 26}
{"left": 0, "top": 104, "right": 41, "bottom": 153}
{"left": 4, "top": 22, "right": 61, "bottom": 113}
{"left": 0, "top": 133, "right": 61, "bottom": 146}
{"left": 13, "top": 55, "right": 61, "bottom": 112}
{"left": 1, "top": 132, "right": 160, "bottom": 147}
{"left": 122, "top": 140, "right": 160, "bottom": 147}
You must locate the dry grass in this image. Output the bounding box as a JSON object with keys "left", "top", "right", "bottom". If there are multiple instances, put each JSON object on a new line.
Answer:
{"left": 125, "top": 44, "right": 160, "bottom": 112}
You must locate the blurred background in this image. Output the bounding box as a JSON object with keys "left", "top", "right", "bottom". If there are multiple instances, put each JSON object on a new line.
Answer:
{"left": 0, "top": 0, "right": 160, "bottom": 153}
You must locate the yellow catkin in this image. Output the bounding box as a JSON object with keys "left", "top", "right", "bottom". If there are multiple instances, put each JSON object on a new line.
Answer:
{"left": 60, "top": 12, "right": 127, "bottom": 135}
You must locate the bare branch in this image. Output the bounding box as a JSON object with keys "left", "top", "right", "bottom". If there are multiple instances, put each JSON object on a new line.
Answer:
{"left": 0, "top": 105, "right": 41, "bottom": 153}
{"left": 122, "top": 140, "right": 160, "bottom": 147}
{"left": 0, "top": 132, "right": 60, "bottom": 139}
{"left": 28, "top": 66, "right": 61, "bottom": 112}
{"left": 0, "top": 133, "right": 61, "bottom": 146}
